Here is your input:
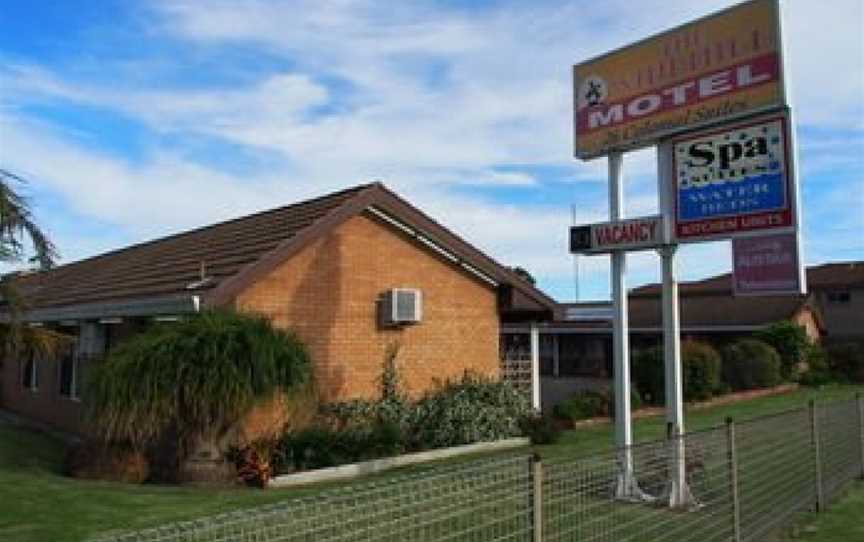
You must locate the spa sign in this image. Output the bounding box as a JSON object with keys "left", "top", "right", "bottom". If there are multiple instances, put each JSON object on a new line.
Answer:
{"left": 672, "top": 114, "right": 793, "bottom": 241}
{"left": 573, "top": 0, "right": 785, "bottom": 159}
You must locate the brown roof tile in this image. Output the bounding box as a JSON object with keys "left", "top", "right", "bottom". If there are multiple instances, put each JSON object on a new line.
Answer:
{"left": 10, "top": 183, "right": 557, "bottom": 318}
{"left": 630, "top": 261, "right": 864, "bottom": 297}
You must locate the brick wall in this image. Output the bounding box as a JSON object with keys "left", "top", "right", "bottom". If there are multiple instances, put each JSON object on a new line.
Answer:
{"left": 236, "top": 213, "right": 501, "bottom": 402}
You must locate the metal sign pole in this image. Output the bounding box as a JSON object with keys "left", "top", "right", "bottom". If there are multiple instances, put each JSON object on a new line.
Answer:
{"left": 657, "top": 142, "right": 694, "bottom": 507}
{"left": 609, "top": 152, "right": 649, "bottom": 501}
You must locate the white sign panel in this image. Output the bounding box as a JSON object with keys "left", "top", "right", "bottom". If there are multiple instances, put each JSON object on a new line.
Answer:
{"left": 570, "top": 215, "right": 665, "bottom": 254}
{"left": 672, "top": 114, "right": 794, "bottom": 242}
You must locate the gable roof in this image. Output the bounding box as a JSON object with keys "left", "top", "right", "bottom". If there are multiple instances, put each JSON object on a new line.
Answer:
{"left": 630, "top": 261, "right": 864, "bottom": 297}
{"left": 10, "top": 183, "right": 556, "bottom": 320}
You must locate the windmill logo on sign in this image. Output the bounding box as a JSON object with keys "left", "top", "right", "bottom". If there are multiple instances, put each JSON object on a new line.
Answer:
{"left": 577, "top": 75, "right": 608, "bottom": 109}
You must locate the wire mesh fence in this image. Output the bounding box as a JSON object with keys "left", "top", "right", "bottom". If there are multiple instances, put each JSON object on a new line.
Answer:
{"left": 91, "top": 396, "right": 864, "bottom": 542}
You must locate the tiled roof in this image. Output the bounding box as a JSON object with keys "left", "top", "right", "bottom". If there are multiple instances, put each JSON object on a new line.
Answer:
{"left": 630, "top": 261, "right": 864, "bottom": 297}
{"left": 13, "top": 185, "right": 367, "bottom": 310}
{"left": 11, "top": 183, "right": 557, "bottom": 317}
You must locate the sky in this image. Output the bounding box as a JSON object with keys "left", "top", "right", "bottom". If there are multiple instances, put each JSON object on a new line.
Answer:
{"left": 1, "top": 0, "right": 862, "bottom": 302}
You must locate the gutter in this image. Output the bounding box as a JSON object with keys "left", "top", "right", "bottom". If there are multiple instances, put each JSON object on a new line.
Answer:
{"left": 4, "top": 294, "right": 200, "bottom": 323}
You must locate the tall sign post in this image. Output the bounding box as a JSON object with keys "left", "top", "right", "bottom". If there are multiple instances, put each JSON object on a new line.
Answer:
{"left": 572, "top": 0, "right": 799, "bottom": 507}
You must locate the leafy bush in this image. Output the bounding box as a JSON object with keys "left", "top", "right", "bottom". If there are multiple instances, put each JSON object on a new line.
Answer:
{"left": 553, "top": 390, "right": 609, "bottom": 421}
{"left": 826, "top": 341, "right": 864, "bottom": 383}
{"left": 755, "top": 321, "right": 812, "bottom": 381}
{"left": 682, "top": 342, "right": 722, "bottom": 401}
{"left": 632, "top": 342, "right": 722, "bottom": 404}
{"left": 722, "top": 339, "right": 782, "bottom": 390}
{"left": 409, "top": 373, "right": 531, "bottom": 449}
{"left": 632, "top": 345, "right": 664, "bottom": 405}
{"left": 519, "top": 414, "right": 561, "bottom": 445}
{"left": 799, "top": 344, "right": 833, "bottom": 387}
{"left": 278, "top": 371, "right": 532, "bottom": 474}
{"left": 553, "top": 388, "right": 642, "bottom": 422}
{"left": 274, "top": 422, "right": 404, "bottom": 473}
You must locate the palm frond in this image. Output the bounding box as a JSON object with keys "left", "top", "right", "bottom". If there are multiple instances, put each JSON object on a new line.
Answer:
{"left": 85, "top": 310, "right": 313, "bottom": 448}
{"left": 0, "top": 168, "right": 58, "bottom": 270}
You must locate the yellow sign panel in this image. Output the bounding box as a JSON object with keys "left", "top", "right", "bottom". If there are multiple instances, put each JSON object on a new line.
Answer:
{"left": 573, "top": 0, "right": 785, "bottom": 159}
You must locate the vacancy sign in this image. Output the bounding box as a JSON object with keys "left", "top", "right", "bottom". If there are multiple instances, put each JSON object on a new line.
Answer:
{"left": 672, "top": 114, "right": 793, "bottom": 241}
{"left": 733, "top": 232, "right": 804, "bottom": 295}
{"left": 573, "top": 0, "right": 784, "bottom": 159}
{"left": 570, "top": 215, "right": 665, "bottom": 254}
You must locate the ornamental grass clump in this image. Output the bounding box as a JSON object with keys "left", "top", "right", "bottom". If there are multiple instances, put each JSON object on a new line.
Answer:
{"left": 85, "top": 310, "right": 312, "bottom": 473}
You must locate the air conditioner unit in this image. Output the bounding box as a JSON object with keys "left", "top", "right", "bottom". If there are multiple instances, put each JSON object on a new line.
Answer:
{"left": 382, "top": 288, "right": 422, "bottom": 325}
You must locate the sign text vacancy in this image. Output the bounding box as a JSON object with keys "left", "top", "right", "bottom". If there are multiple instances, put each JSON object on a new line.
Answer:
{"left": 570, "top": 215, "right": 665, "bottom": 254}
{"left": 573, "top": 0, "right": 784, "bottom": 159}
{"left": 672, "top": 115, "right": 793, "bottom": 241}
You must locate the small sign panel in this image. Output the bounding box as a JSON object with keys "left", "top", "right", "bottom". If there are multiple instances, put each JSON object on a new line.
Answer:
{"left": 733, "top": 232, "right": 804, "bottom": 295}
{"left": 672, "top": 115, "right": 793, "bottom": 241}
{"left": 570, "top": 215, "right": 665, "bottom": 254}
{"left": 573, "top": 0, "right": 785, "bottom": 159}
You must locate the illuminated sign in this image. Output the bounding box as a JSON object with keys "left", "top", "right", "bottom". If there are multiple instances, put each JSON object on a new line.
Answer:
{"left": 573, "top": 0, "right": 785, "bottom": 159}
{"left": 672, "top": 115, "right": 793, "bottom": 241}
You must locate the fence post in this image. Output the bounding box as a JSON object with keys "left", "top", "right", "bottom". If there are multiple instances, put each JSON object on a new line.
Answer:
{"left": 531, "top": 454, "right": 543, "bottom": 542}
{"left": 809, "top": 400, "right": 825, "bottom": 512}
{"left": 857, "top": 393, "right": 864, "bottom": 480}
{"left": 726, "top": 418, "right": 742, "bottom": 542}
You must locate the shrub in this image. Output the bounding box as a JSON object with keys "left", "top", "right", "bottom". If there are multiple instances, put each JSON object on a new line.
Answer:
{"left": 275, "top": 422, "right": 403, "bottom": 473}
{"left": 722, "top": 339, "right": 782, "bottom": 390}
{"left": 755, "top": 321, "right": 812, "bottom": 381}
{"left": 632, "top": 345, "right": 664, "bottom": 405}
{"left": 799, "top": 344, "right": 833, "bottom": 387}
{"left": 553, "top": 390, "right": 609, "bottom": 421}
{"left": 826, "top": 341, "right": 864, "bottom": 383}
{"left": 632, "top": 342, "right": 722, "bottom": 403}
{"left": 681, "top": 342, "right": 722, "bottom": 401}
{"left": 409, "top": 373, "right": 531, "bottom": 449}
{"left": 519, "top": 414, "right": 561, "bottom": 445}
{"left": 553, "top": 388, "right": 642, "bottom": 422}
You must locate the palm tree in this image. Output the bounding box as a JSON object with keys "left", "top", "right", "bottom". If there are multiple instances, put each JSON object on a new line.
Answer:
{"left": 85, "top": 310, "right": 314, "bottom": 483}
{"left": 0, "top": 168, "right": 68, "bottom": 359}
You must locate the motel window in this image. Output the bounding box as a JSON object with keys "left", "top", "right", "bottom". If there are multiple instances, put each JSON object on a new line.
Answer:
{"left": 540, "top": 335, "right": 555, "bottom": 376}
{"left": 58, "top": 348, "right": 78, "bottom": 399}
{"left": 22, "top": 355, "right": 38, "bottom": 391}
{"left": 826, "top": 291, "right": 851, "bottom": 303}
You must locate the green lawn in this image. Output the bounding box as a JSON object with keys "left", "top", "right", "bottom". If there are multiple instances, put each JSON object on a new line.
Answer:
{"left": 538, "top": 384, "right": 864, "bottom": 457}
{"left": 779, "top": 482, "right": 864, "bottom": 541}
{"left": 1, "top": 384, "right": 861, "bottom": 542}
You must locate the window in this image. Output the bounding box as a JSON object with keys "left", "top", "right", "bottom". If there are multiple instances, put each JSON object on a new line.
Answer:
{"left": 826, "top": 291, "right": 851, "bottom": 303}
{"left": 21, "top": 355, "right": 38, "bottom": 391}
{"left": 58, "top": 349, "right": 78, "bottom": 399}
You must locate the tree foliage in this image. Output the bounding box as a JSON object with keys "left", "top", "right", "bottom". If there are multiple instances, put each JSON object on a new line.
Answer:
{"left": 85, "top": 310, "right": 312, "bottom": 448}
{"left": 754, "top": 320, "right": 811, "bottom": 380}
{"left": 0, "top": 168, "right": 68, "bottom": 359}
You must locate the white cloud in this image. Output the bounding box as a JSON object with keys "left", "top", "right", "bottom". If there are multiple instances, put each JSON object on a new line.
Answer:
{"left": 1, "top": 0, "right": 862, "bottom": 300}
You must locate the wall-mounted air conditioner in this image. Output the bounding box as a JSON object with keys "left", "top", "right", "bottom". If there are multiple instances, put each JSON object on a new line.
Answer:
{"left": 381, "top": 288, "right": 423, "bottom": 325}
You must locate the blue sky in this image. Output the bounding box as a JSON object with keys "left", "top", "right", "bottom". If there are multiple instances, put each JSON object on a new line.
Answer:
{"left": 1, "top": 0, "right": 862, "bottom": 301}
